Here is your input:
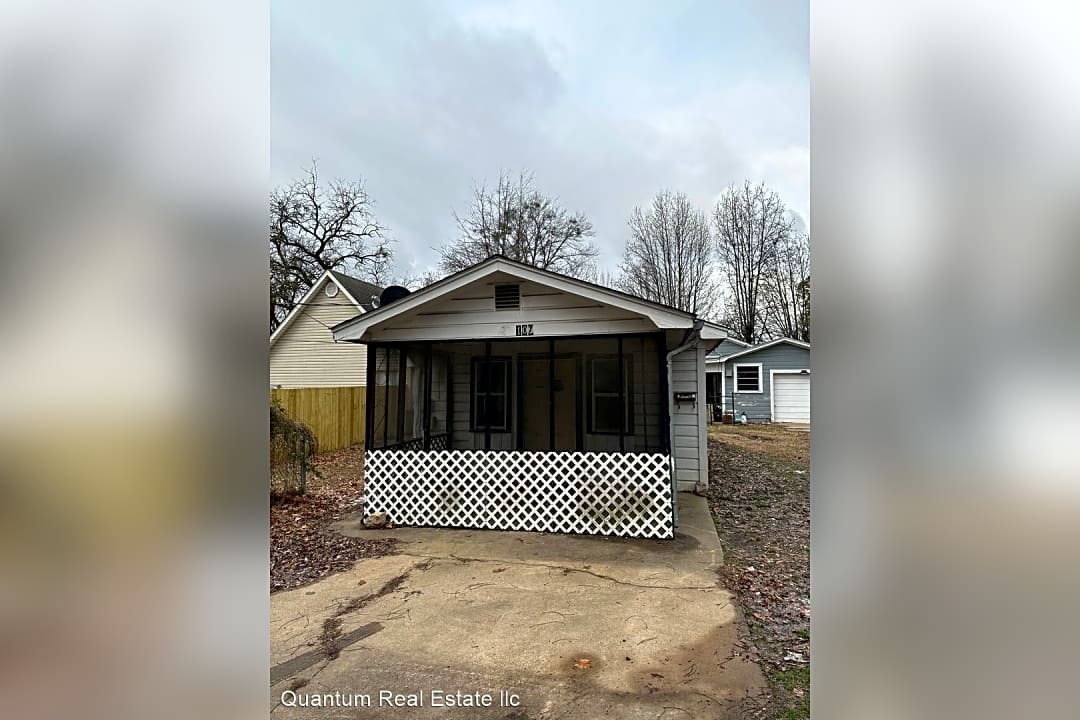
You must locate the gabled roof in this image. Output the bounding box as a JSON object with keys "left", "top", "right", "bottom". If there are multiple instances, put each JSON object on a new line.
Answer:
{"left": 328, "top": 271, "right": 383, "bottom": 312}
{"left": 711, "top": 337, "right": 810, "bottom": 364}
{"left": 270, "top": 270, "right": 383, "bottom": 347}
{"left": 706, "top": 336, "right": 751, "bottom": 359}
{"left": 332, "top": 255, "right": 718, "bottom": 342}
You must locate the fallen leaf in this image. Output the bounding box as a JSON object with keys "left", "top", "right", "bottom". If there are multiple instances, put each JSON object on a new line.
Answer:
{"left": 707, "top": 428, "right": 809, "bottom": 676}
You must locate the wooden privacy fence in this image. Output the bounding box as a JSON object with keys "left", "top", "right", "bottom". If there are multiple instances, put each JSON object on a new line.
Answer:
{"left": 270, "top": 386, "right": 366, "bottom": 453}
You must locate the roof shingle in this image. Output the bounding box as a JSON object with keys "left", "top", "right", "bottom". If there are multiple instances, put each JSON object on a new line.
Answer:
{"left": 328, "top": 271, "right": 384, "bottom": 311}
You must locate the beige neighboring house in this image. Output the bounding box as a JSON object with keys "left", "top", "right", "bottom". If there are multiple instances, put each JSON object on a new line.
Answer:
{"left": 270, "top": 270, "right": 383, "bottom": 388}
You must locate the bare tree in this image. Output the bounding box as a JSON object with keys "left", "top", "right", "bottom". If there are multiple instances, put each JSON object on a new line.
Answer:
{"left": 439, "top": 171, "right": 598, "bottom": 277}
{"left": 270, "top": 161, "right": 391, "bottom": 329}
{"left": 617, "top": 190, "right": 718, "bottom": 315}
{"left": 712, "top": 181, "right": 794, "bottom": 343}
{"left": 796, "top": 277, "right": 810, "bottom": 341}
{"left": 764, "top": 231, "right": 810, "bottom": 341}
{"left": 591, "top": 268, "right": 621, "bottom": 290}
{"left": 390, "top": 267, "right": 441, "bottom": 291}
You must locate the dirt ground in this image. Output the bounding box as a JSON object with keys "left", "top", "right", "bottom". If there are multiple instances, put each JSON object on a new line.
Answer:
{"left": 707, "top": 423, "right": 811, "bottom": 720}
{"left": 271, "top": 445, "right": 396, "bottom": 593}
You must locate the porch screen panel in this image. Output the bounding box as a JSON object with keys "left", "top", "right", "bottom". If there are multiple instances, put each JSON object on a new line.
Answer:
{"left": 383, "top": 348, "right": 401, "bottom": 447}
{"left": 402, "top": 345, "right": 423, "bottom": 447}
{"left": 583, "top": 336, "right": 655, "bottom": 453}
{"left": 427, "top": 351, "right": 450, "bottom": 450}
{"left": 640, "top": 335, "right": 663, "bottom": 453}
{"left": 370, "top": 346, "right": 391, "bottom": 449}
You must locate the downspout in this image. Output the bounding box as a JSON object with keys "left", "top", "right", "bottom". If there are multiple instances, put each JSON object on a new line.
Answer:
{"left": 666, "top": 319, "right": 704, "bottom": 528}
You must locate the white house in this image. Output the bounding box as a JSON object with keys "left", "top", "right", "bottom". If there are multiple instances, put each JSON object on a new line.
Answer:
{"left": 331, "top": 256, "right": 725, "bottom": 539}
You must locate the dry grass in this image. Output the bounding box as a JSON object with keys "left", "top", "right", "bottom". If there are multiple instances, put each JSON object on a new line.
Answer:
{"left": 708, "top": 423, "right": 809, "bottom": 466}
{"left": 708, "top": 423, "right": 810, "bottom": 719}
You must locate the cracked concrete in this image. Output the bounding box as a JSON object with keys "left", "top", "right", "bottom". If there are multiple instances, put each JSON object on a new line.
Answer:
{"left": 270, "top": 493, "right": 765, "bottom": 719}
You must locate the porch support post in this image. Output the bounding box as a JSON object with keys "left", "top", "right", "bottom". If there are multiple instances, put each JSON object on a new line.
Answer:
{"left": 484, "top": 341, "right": 492, "bottom": 451}
{"left": 657, "top": 332, "right": 669, "bottom": 453}
{"left": 548, "top": 338, "right": 556, "bottom": 450}
{"left": 617, "top": 335, "right": 625, "bottom": 452}
{"left": 365, "top": 343, "right": 376, "bottom": 448}
{"left": 397, "top": 347, "right": 406, "bottom": 446}
{"left": 639, "top": 336, "right": 648, "bottom": 449}
{"left": 423, "top": 342, "right": 432, "bottom": 450}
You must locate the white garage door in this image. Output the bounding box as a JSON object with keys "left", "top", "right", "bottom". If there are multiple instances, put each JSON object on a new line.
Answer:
{"left": 772, "top": 373, "right": 810, "bottom": 423}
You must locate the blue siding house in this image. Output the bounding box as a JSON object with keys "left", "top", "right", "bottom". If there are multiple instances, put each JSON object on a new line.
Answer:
{"left": 705, "top": 338, "right": 810, "bottom": 424}
{"left": 704, "top": 337, "right": 750, "bottom": 408}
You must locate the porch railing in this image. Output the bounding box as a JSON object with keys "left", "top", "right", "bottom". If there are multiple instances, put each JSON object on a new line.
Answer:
{"left": 379, "top": 433, "right": 450, "bottom": 452}
{"left": 363, "top": 449, "right": 674, "bottom": 539}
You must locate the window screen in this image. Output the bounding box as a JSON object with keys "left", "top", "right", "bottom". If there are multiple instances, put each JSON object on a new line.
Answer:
{"left": 735, "top": 364, "right": 761, "bottom": 392}
{"left": 588, "top": 356, "right": 633, "bottom": 434}
{"left": 471, "top": 357, "right": 511, "bottom": 430}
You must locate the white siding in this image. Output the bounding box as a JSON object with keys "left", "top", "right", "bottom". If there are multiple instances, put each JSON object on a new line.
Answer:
{"left": 670, "top": 340, "right": 708, "bottom": 492}
{"left": 366, "top": 275, "right": 656, "bottom": 342}
{"left": 270, "top": 278, "right": 368, "bottom": 388}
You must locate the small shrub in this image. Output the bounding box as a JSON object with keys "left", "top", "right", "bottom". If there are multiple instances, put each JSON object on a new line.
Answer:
{"left": 270, "top": 403, "right": 319, "bottom": 497}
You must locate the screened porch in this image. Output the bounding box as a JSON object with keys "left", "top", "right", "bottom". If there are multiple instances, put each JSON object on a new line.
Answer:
{"left": 364, "top": 334, "right": 670, "bottom": 456}
{"left": 361, "top": 334, "right": 676, "bottom": 539}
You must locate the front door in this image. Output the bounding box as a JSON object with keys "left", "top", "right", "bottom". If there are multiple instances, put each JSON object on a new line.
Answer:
{"left": 519, "top": 356, "right": 578, "bottom": 450}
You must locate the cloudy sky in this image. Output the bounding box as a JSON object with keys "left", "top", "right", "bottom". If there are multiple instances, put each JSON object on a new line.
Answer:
{"left": 272, "top": 0, "right": 808, "bottom": 279}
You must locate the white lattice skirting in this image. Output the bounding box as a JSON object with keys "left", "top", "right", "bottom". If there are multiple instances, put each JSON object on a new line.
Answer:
{"left": 364, "top": 450, "right": 674, "bottom": 539}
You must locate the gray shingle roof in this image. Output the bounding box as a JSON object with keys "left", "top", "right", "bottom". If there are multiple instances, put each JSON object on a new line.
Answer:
{"left": 706, "top": 337, "right": 750, "bottom": 359}
{"left": 328, "top": 271, "right": 384, "bottom": 312}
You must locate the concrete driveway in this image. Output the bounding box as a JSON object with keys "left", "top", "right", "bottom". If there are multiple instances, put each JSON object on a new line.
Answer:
{"left": 270, "top": 494, "right": 764, "bottom": 719}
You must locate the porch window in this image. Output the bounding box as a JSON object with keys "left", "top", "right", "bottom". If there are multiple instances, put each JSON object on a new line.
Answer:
{"left": 588, "top": 356, "right": 633, "bottom": 434}
{"left": 471, "top": 357, "right": 511, "bottom": 431}
{"left": 734, "top": 363, "right": 762, "bottom": 393}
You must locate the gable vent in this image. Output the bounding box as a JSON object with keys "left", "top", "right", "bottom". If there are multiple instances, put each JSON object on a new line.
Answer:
{"left": 494, "top": 283, "right": 521, "bottom": 310}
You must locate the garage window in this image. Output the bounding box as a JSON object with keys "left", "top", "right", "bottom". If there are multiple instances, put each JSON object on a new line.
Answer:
{"left": 734, "top": 363, "right": 762, "bottom": 393}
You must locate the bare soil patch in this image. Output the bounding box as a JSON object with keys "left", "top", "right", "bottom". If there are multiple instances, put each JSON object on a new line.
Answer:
{"left": 707, "top": 423, "right": 810, "bottom": 719}
{"left": 271, "top": 445, "right": 395, "bottom": 593}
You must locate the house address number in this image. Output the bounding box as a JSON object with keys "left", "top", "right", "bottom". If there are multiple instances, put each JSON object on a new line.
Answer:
{"left": 515, "top": 323, "right": 534, "bottom": 336}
